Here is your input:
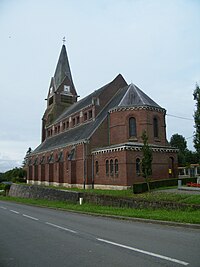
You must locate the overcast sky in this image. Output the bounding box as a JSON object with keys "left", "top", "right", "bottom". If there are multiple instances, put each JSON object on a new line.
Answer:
{"left": 0, "top": 0, "right": 199, "bottom": 172}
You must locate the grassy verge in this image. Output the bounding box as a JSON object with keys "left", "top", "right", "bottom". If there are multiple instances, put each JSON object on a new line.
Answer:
{"left": 1, "top": 195, "right": 200, "bottom": 224}
{"left": 47, "top": 186, "right": 200, "bottom": 205}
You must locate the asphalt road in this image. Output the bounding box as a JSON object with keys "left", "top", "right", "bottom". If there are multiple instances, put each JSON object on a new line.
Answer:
{"left": 0, "top": 201, "right": 199, "bottom": 267}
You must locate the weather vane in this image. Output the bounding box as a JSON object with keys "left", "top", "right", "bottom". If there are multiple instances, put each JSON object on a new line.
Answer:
{"left": 62, "top": 36, "right": 66, "bottom": 45}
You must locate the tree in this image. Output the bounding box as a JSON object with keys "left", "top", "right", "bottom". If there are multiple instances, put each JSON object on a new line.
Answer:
{"left": 1, "top": 167, "right": 26, "bottom": 183}
{"left": 141, "top": 131, "right": 152, "bottom": 192}
{"left": 22, "top": 147, "right": 32, "bottom": 167}
{"left": 185, "top": 150, "right": 199, "bottom": 165}
{"left": 170, "top": 134, "right": 187, "bottom": 166}
{"left": 193, "top": 84, "right": 200, "bottom": 156}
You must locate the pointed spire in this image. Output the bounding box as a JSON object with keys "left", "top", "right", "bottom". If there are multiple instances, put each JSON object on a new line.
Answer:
{"left": 54, "top": 44, "right": 74, "bottom": 90}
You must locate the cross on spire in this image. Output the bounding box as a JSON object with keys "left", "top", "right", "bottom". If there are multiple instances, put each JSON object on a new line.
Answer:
{"left": 62, "top": 36, "right": 66, "bottom": 45}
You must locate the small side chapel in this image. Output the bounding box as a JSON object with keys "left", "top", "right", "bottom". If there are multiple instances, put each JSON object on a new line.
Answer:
{"left": 27, "top": 43, "right": 178, "bottom": 189}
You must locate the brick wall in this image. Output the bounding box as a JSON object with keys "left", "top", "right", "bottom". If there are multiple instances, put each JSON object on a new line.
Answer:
{"left": 93, "top": 149, "right": 178, "bottom": 186}
{"left": 109, "top": 109, "right": 167, "bottom": 146}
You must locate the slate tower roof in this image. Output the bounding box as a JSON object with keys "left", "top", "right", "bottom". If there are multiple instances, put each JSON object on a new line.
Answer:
{"left": 54, "top": 44, "right": 75, "bottom": 90}
{"left": 41, "top": 44, "right": 78, "bottom": 142}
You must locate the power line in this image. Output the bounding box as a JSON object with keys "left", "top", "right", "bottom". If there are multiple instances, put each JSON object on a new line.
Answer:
{"left": 185, "top": 135, "right": 194, "bottom": 140}
{"left": 166, "top": 114, "right": 193, "bottom": 121}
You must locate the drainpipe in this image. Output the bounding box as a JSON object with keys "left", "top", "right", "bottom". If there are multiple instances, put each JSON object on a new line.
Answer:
{"left": 108, "top": 112, "right": 110, "bottom": 145}
{"left": 92, "top": 153, "right": 94, "bottom": 189}
{"left": 83, "top": 141, "right": 87, "bottom": 189}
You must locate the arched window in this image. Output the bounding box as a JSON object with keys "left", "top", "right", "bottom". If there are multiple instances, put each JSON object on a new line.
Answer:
{"left": 110, "top": 159, "right": 114, "bottom": 175}
{"left": 106, "top": 160, "right": 109, "bottom": 176}
{"left": 153, "top": 117, "right": 159, "bottom": 138}
{"left": 58, "top": 152, "right": 63, "bottom": 162}
{"left": 95, "top": 161, "right": 99, "bottom": 174}
{"left": 129, "top": 117, "right": 136, "bottom": 137}
{"left": 136, "top": 158, "right": 141, "bottom": 176}
{"left": 115, "top": 159, "right": 118, "bottom": 174}
{"left": 169, "top": 157, "right": 174, "bottom": 178}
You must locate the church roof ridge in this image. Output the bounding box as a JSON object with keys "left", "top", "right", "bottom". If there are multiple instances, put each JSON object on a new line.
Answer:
{"left": 53, "top": 74, "right": 125, "bottom": 124}
{"left": 33, "top": 76, "right": 127, "bottom": 153}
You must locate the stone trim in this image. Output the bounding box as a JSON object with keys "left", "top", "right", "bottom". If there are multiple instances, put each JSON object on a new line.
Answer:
{"left": 92, "top": 144, "right": 178, "bottom": 155}
{"left": 27, "top": 180, "right": 130, "bottom": 190}
{"left": 92, "top": 184, "right": 131, "bottom": 190}
{"left": 109, "top": 106, "right": 166, "bottom": 114}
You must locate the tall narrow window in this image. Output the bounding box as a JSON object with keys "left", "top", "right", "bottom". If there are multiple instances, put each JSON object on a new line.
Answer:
{"left": 115, "top": 159, "right": 118, "bottom": 175}
{"left": 84, "top": 112, "right": 87, "bottom": 121}
{"left": 89, "top": 110, "right": 92, "bottom": 119}
{"left": 106, "top": 160, "right": 109, "bottom": 176}
{"left": 73, "top": 118, "right": 75, "bottom": 126}
{"left": 110, "top": 159, "right": 114, "bottom": 175}
{"left": 136, "top": 158, "right": 140, "bottom": 176}
{"left": 153, "top": 117, "right": 159, "bottom": 138}
{"left": 129, "top": 117, "right": 136, "bottom": 137}
{"left": 95, "top": 161, "right": 99, "bottom": 175}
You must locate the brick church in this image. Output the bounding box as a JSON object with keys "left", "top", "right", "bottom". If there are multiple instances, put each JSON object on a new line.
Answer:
{"left": 27, "top": 44, "right": 178, "bottom": 189}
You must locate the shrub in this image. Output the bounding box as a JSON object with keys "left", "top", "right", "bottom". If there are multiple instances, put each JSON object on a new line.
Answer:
{"left": 133, "top": 177, "right": 197, "bottom": 194}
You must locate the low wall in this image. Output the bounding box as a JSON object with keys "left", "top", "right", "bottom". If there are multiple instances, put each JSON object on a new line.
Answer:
{"left": 81, "top": 193, "right": 200, "bottom": 211}
{"left": 8, "top": 184, "right": 199, "bottom": 211}
{"left": 9, "top": 184, "right": 80, "bottom": 203}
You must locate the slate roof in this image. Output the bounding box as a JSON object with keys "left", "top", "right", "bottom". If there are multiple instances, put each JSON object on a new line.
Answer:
{"left": 33, "top": 83, "right": 127, "bottom": 154}
{"left": 119, "top": 83, "right": 161, "bottom": 108}
{"left": 54, "top": 45, "right": 75, "bottom": 90}
{"left": 54, "top": 77, "right": 112, "bottom": 124}
{"left": 33, "top": 81, "right": 164, "bottom": 154}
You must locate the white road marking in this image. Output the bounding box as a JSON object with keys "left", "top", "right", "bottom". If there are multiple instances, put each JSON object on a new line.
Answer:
{"left": 23, "top": 214, "right": 39, "bottom": 221}
{"left": 45, "top": 222, "right": 77, "bottom": 234}
{"left": 97, "top": 238, "right": 189, "bottom": 266}
{"left": 0, "top": 206, "right": 7, "bottom": 210}
{"left": 10, "top": 210, "right": 19, "bottom": 214}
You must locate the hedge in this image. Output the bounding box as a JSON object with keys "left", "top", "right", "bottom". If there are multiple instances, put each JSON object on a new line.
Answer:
{"left": 133, "top": 177, "right": 197, "bottom": 194}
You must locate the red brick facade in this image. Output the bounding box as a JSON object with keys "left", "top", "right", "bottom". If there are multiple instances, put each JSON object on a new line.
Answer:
{"left": 27, "top": 45, "right": 178, "bottom": 189}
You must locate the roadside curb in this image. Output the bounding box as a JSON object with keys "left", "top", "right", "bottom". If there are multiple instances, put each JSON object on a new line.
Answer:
{"left": 1, "top": 198, "right": 199, "bottom": 230}
{"left": 65, "top": 210, "right": 200, "bottom": 230}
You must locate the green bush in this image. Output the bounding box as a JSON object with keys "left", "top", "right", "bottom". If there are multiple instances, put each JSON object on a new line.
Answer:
{"left": 0, "top": 167, "right": 26, "bottom": 183}
{"left": 0, "top": 183, "right": 11, "bottom": 196}
{"left": 133, "top": 177, "right": 197, "bottom": 194}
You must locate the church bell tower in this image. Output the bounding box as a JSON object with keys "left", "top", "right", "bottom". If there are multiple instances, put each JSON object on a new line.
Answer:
{"left": 42, "top": 40, "right": 78, "bottom": 142}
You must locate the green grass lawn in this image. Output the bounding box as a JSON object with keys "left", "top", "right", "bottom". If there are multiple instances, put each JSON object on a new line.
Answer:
{"left": 1, "top": 195, "right": 200, "bottom": 224}
{"left": 12, "top": 183, "right": 200, "bottom": 205}
{"left": 48, "top": 186, "right": 200, "bottom": 205}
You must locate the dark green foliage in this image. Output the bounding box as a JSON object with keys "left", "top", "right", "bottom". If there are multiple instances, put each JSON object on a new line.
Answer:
{"left": 0, "top": 183, "right": 12, "bottom": 196}
{"left": 185, "top": 150, "right": 199, "bottom": 164}
{"left": 170, "top": 133, "right": 187, "bottom": 151}
{"left": 0, "top": 173, "right": 4, "bottom": 183}
{"left": 22, "top": 147, "right": 32, "bottom": 167}
{"left": 141, "top": 131, "right": 152, "bottom": 192}
{"left": 1, "top": 167, "right": 26, "bottom": 183}
{"left": 133, "top": 177, "right": 197, "bottom": 194}
{"left": 193, "top": 84, "right": 200, "bottom": 156}
{"left": 170, "top": 134, "right": 187, "bottom": 165}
